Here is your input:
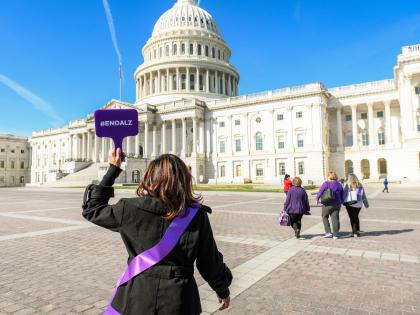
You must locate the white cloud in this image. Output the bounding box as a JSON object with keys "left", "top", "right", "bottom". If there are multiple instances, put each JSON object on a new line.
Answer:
{"left": 102, "top": 0, "right": 122, "bottom": 66}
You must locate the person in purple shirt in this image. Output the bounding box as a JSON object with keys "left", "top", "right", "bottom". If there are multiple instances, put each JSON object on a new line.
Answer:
{"left": 316, "top": 171, "right": 344, "bottom": 239}
{"left": 283, "top": 177, "right": 311, "bottom": 239}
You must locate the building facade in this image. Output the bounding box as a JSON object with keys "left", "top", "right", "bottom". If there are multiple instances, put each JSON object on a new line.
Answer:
{"left": 29, "top": 0, "right": 420, "bottom": 186}
{"left": 0, "top": 134, "right": 30, "bottom": 187}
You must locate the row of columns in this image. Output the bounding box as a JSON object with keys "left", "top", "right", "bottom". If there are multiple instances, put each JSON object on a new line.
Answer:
{"left": 336, "top": 101, "right": 393, "bottom": 147}
{"left": 60, "top": 117, "right": 205, "bottom": 164}
{"left": 136, "top": 68, "right": 238, "bottom": 99}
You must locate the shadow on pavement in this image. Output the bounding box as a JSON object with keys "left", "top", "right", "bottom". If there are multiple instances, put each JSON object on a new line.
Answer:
{"left": 360, "top": 229, "right": 414, "bottom": 237}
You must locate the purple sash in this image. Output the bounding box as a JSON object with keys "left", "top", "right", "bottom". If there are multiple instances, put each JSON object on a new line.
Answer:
{"left": 104, "top": 204, "right": 201, "bottom": 315}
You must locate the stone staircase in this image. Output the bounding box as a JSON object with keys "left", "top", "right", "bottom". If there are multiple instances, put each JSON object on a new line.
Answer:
{"left": 43, "top": 163, "right": 100, "bottom": 187}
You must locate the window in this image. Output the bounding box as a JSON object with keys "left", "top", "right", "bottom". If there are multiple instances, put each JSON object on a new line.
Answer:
{"left": 278, "top": 162, "right": 286, "bottom": 176}
{"left": 415, "top": 86, "right": 420, "bottom": 94}
{"left": 296, "top": 112, "right": 303, "bottom": 119}
{"left": 11, "top": 161, "right": 15, "bottom": 169}
{"left": 219, "top": 122, "right": 225, "bottom": 128}
{"left": 361, "top": 113, "right": 367, "bottom": 120}
{"left": 21, "top": 149, "right": 25, "bottom": 154}
{"left": 378, "top": 132, "right": 385, "bottom": 145}
{"left": 212, "top": 47, "right": 215, "bottom": 58}
{"left": 181, "top": 74, "right": 186, "bottom": 90}
{"left": 205, "top": 46, "right": 209, "bottom": 57}
{"left": 219, "top": 141, "right": 226, "bottom": 153}
{"left": 0, "top": 148, "right": 4, "bottom": 152}
{"left": 220, "top": 165, "right": 226, "bottom": 177}
{"left": 198, "top": 44, "right": 202, "bottom": 56}
{"left": 235, "top": 139, "right": 241, "bottom": 152}
{"left": 190, "top": 74, "right": 195, "bottom": 90}
{"left": 218, "top": 49, "right": 221, "bottom": 59}
{"left": 159, "top": 47, "right": 162, "bottom": 57}
{"left": 345, "top": 135, "right": 353, "bottom": 147}
{"left": 173, "top": 44, "right": 177, "bottom": 55}
{"left": 234, "top": 120, "right": 240, "bottom": 126}
{"left": 10, "top": 176, "right": 15, "bottom": 184}
{"left": 235, "top": 164, "right": 242, "bottom": 177}
{"left": 165, "top": 45, "right": 169, "bottom": 56}
{"left": 181, "top": 43, "right": 186, "bottom": 54}
{"left": 362, "top": 134, "right": 369, "bottom": 146}
{"left": 256, "top": 164, "right": 264, "bottom": 177}
{"left": 377, "top": 111, "right": 384, "bottom": 118}
{"left": 256, "top": 117, "right": 261, "bottom": 123}
{"left": 0, "top": 160, "right": 4, "bottom": 168}
{"left": 20, "top": 176, "right": 25, "bottom": 184}
{"left": 298, "top": 162, "right": 305, "bottom": 175}
{"left": 0, "top": 176, "right": 4, "bottom": 184}
{"left": 189, "top": 44, "right": 194, "bottom": 55}
{"left": 277, "top": 136, "right": 285, "bottom": 149}
{"left": 20, "top": 161, "right": 24, "bottom": 169}
{"left": 345, "top": 114, "right": 352, "bottom": 121}
{"left": 255, "top": 133, "right": 263, "bottom": 151}
{"left": 277, "top": 114, "right": 284, "bottom": 121}
{"left": 297, "top": 134, "right": 304, "bottom": 148}
{"left": 11, "top": 149, "right": 15, "bottom": 153}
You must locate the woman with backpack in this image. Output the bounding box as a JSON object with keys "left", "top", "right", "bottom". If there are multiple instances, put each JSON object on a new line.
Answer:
{"left": 316, "top": 171, "right": 343, "bottom": 239}
{"left": 82, "top": 149, "right": 232, "bottom": 314}
{"left": 343, "top": 174, "right": 369, "bottom": 237}
{"left": 283, "top": 177, "right": 311, "bottom": 239}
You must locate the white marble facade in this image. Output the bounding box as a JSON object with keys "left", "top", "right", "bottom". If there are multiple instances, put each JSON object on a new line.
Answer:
{"left": 0, "top": 134, "right": 30, "bottom": 187}
{"left": 29, "top": 0, "right": 420, "bottom": 185}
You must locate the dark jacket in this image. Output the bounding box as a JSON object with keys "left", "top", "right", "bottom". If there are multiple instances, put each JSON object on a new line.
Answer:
{"left": 316, "top": 180, "right": 344, "bottom": 206}
{"left": 283, "top": 186, "right": 310, "bottom": 214}
{"left": 82, "top": 165, "right": 232, "bottom": 315}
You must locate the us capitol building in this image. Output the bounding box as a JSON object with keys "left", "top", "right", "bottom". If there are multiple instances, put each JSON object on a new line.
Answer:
{"left": 27, "top": 0, "right": 420, "bottom": 186}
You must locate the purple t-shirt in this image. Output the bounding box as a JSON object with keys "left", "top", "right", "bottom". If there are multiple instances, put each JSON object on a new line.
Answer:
{"left": 316, "top": 180, "right": 343, "bottom": 205}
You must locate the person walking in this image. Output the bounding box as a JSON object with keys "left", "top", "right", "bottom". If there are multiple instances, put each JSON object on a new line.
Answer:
{"left": 383, "top": 177, "right": 389, "bottom": 193}
{"left": 283, "top": 174, "right": 292, "bottom": 195}
{"left": 283, "top": 177, "right": 311, "bottom": 239}
{"left": 343, "top": 174, "right": 369, "bottom": 237}
{"left": 316, "top": 171, "right": 343, "bottom": 239}
{"left": 82, "top": 149, "right": 232, "bottom": 314}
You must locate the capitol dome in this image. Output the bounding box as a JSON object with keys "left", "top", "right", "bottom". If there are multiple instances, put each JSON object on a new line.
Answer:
{"left": 134, "top": 0, "right": 240, "bottom": 105}
{"left": 152, "top": 0, "right": 221, "bottom": 38}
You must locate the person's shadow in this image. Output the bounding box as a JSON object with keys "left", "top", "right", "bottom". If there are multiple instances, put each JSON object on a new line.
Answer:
{"left": 359, "top": 229, "right": 414, "bottom": 237}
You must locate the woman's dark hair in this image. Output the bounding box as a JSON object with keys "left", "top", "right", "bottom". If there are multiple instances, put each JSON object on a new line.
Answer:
{"left": 284, "top": 174, "right": 290, "bottom": 181}
{"left": 136, "top": 154, "right": 202, "bottom": 220}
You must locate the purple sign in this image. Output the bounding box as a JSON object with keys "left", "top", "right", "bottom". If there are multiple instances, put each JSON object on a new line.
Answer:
{"left": 94, "top": 109, "right": 139, "bottom": 161}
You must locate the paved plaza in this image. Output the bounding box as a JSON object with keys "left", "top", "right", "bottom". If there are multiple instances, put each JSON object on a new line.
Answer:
{"left": 0, "top": 184, "right": 420, "bottom": 314}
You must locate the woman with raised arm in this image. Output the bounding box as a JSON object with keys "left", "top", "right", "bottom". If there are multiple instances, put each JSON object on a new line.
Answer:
{"left": 82, "top": 148, "right": 232, "bottom": 314}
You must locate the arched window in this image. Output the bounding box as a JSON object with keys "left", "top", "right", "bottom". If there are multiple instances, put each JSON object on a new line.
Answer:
{"left": 255, "top": 132, "right": 263, "bottom": 151}
{"left": 181, "top": 74, "right": 186, "bottom": 90}
{"left": 212, "top": 47, "right": 215, "bottom": 58}
{"left": 189, "top": 44, "right": 194, "bottom": 55}
{"left": 205, "top": 45, "right": 209, "bottom": 57}
{"left": 173, "top": 44, "right": 177, "bottom": 55}
{"left": 172, "top": 75, "right": 177, "bottom": 90}
{"left": 378, "top": 159, "right": 388, "bottom": 177}
{"left": 190, "top": 74, "right": 195, "bottom": 90}
{"left": 360, "top": 159, "right": 370, "bottom": 179}
{"left": 165, "top": 45, "right": 169, "bottom": 56}
{"left": 198, "top": 44, "right": 202, "bottom": 56}
{"left": 181, "top": 43, "right": 185, "bottom": 55}
{"left": 345, "top": 160, "right": 354, "bottom": 177}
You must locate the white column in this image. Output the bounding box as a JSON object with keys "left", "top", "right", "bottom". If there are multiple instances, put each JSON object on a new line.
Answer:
{"left": 351, "top": 105, "right": 358, "bottom": 147}
{"left": 144, "top": 121, "right": 149, "bottom": 158}
{"left": 68, "top": 136, "right": 73, "bottom": 160}
{"left": 192, "top": 117, "right": 197, "bottom": 156}
{"left": 206, "top": 119, "right": 211, "bottom": 156}
{"left": 87, "top": 131, "right": 92, "bottom": 161}
{"left": 176, "top": 68, "right": 180, "bottom": 91}
{"left": 222, "top": 73, "right": 226, "bottom": 95}
{"left": 81, "top": 133, "right": 86, "bottom": 161}
{"left": 135, "top": 127, "right": 140, "bottom": 157}
{"left": 73, "top": 135, "right": 78, "bottom": 160}
{"left": 126, "top": 137, "right": 131, "bottom": 157}
{"left": 196, "top": 68, "right": 200, "bottom": 92}
{"left": 171, "top": 119, "right": 176, "bottom": 154}
{"left": 228, "top": 75, "right": 231, "bottom": 96}
{"left": 215, "top": 71, "right": 219, "bottom": 94}
{"left": 384, "top": 100, "right": 392, "bottom": 145}
{"left": 94, "top": 135, "right": 99, "bottom": 162}
{"left": 157, "top": 70, "right": 161, "bottom": 94}
{"left": 101, "top": 136, "right": 106, "bottom": 162}
{"left": 186, "top": 67, "right": 190, "bottom": 91}
{"left": 166, "top": 69, "right": 170, "bottom": 92}
{"left": 161, "top": 121, "right": 166, "bottom": 154}
{"left": 367, "top": 103, "right": 374, "bottom": 147}
{"left": 206, "top": 69, "right": 210, "bottom": 93}
{"left": 182, "top": 118, "right": 187, "bottom": 157}
{"left": 199, "top": 119, "right": 205, "bottom": 154}
{"left": 149, "top": 72, "right": 153, "bottom": 95}
{"left": 152, "top": 124, "right": 157, "bottom": 157}
{"left": 336, "top": 107, "right": 343, "bottom": 147}
{"left": 136, "top": 79, "right": 139, "bottom": 100}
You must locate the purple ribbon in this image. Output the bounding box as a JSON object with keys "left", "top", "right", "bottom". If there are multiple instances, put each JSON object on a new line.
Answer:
{"left": 104, "top": 204, "right": 200, "bottom": 315}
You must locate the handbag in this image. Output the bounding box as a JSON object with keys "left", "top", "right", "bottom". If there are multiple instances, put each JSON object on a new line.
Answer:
{"left": 278, "top": 210, "right": 290, "bottom": 226}
{"left": 344, "top": 187, "right": 362, "bottom": 206}
{"left": 320, "top": 183, "right": 336, "bottom": 206}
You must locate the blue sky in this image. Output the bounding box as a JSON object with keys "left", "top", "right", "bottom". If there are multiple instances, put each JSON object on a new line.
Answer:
{"left": 1, "top": 0, "right": 419, "bottom": 136}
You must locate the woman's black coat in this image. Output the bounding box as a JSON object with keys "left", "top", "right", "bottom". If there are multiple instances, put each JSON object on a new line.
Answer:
{"left": 81, "top": 165, "right": 232, "bottom": 315}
